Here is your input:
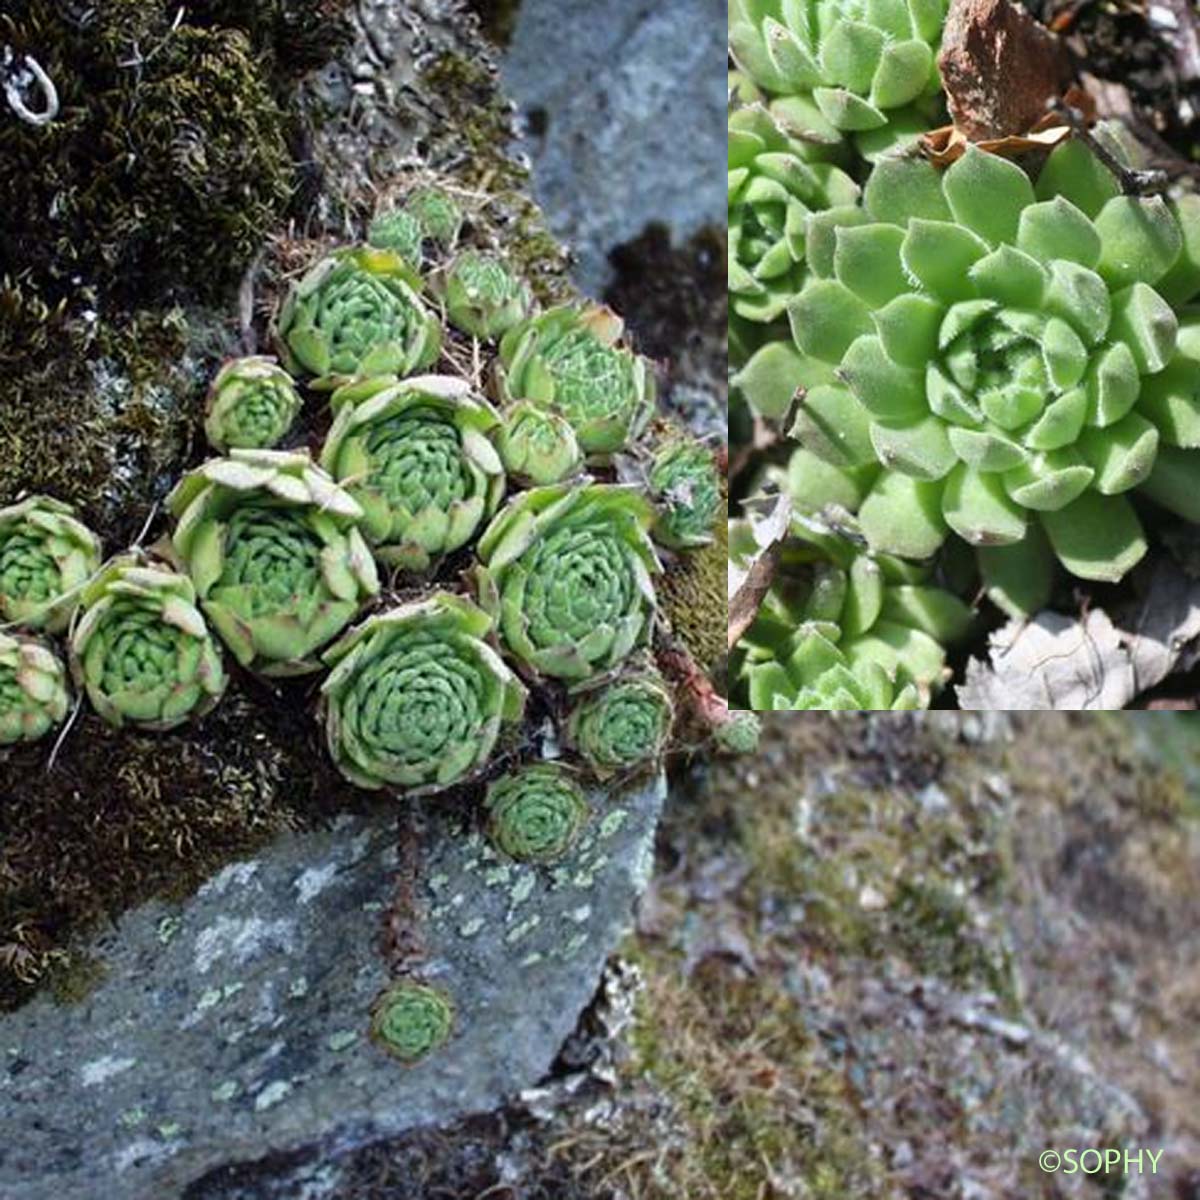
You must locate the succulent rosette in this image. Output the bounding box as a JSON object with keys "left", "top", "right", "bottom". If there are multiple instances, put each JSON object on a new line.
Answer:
{"left": 368, "top": 208, "right": 424, "bottom": 265}
{"left": 405, "top": 186, "right": 463, "bottom": 249}
{"left": 0, "top": 496, "right": 102, "bottom": 633}
{"left": 203, "top": 356, "right": 303, "bottom": 453}
{"left": 475, "top": 484, "right": 661, "bottom": 681}
{"left": 484, "top": 762, "right": 590, "bottom": 863}
{"left": 320, "top": 376, "right": 506, "bottom": 572}
{"left": 440, "top": 251, "right": 533, "bottom": 340}
{"left": 0, "top": 631, "right": 70, "bottom": 745}
{"left": 567, "top": 665, "right": 673, "bottom": 778}
{"left": 69, "top": 556, "right": 227, "bottom": 731}
{"left": 730, "top": 502, "right": 973, "bottom": 710}
{"left": 276, "top": 245, "right": 441, "bottom": 389}
{"left": 786, "top": 141, "right": 1200, "bottom": 585}
{"left": 319, "top": 592, "right": 526, "bottom": 792}
{"left": 648, "top": 438, "right": 721, "bottom": 550}
{"left": 729, "top": 104, "right": 859, "bottom": 324}
{"left": 728, "top": 0, "right": 948, "bottom": 146}
{"left": 496, "top": 402, "right": 584, "bottom": 487}
{"left": 497, "top": 305, "right": 655, "bottom": 455}
{"left": 715, "top": 710, "right": 763, "bottom": 755}
{"left": 167, "top": 449, "right": 380, "bottom": 676}
{"left": 369, "top": 981, "right": 453, "bottom": 1062}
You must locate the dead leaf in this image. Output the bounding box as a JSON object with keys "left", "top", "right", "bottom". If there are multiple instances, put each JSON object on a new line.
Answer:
{"left": 958, "top": 558, "right": 1200, "bottom": 710}
{"left": 728, "top": 489, "right": 792, "bottom": 652}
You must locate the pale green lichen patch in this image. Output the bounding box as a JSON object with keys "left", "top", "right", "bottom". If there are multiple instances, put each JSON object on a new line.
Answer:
{"left": 598, "top": 809, "right": 629, "bottom": 839}
{"left": 211, "top": 1080, "right": 240, "bottom": 1104}
{"left": 505, "top": 915, "right": 541, "bottom": 944}
{"left": 255, "top": 1080, "right": 293, "bottom": 1111}
{"left": 328, "top": 1030, "right": 360, "bottom": 1052}
{"left": 118, "top": 1107, "right": 147, "bottom": 1129}
{"left": 458, "top": 917, "right": 485, "bottom": 938}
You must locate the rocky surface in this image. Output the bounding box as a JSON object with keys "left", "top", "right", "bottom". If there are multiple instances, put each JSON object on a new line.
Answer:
{"left": 0, "top": 772, "right": 665, "bottom": 1200}
{"left": 501, "top": 0, "right": 726, "bottom": 294}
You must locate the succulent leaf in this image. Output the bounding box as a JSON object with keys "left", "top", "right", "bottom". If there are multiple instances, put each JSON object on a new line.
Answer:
{"left": 495, "top": 402, "right": 584, "bottom": 487}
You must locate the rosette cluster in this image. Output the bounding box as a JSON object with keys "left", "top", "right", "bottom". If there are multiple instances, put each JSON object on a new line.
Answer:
{"left": 730, "top": 496, "right": 973, "bottom": 709}
{"left": 567, "top": 665, "right": 673, "bottom": 778}
{"left": 729, "top": 104, "right": 859, "bottom": 325}
{"left": 319, "top": 593, "right": 526, "bottom": 792}
{"left": 729, "top": 0, "right": 948, "bottom": 140}
{"left": 787, "top": 142, "right": 1200, "bottom": 585}
{"left": 321, "top": 376, "right": 506, "bottom": 571}
{"left": 0, "top": 496, "right": 102, "bottom": 633}
{"left": 476, "top": 484, "right": 661, "bottom": 681}
{"left": 69, "top": 556, "right": 227, "bottom": 730}
{"left": 168, "top": 449, "right": 380, "bottom": 675}
{"left": 484, "top": 763, "right": 590, "bottom": 864}
{"left": 204, "top": 356, "right": 303, "bottom": 453}
{"left": 498, "top": 305, "right": 654, "bottom": 455}
{"left": 276, "top": 246, "right": 441, "bottom": 389}
{"left": 0, "top": 631, "right": 70, "bottom": 745}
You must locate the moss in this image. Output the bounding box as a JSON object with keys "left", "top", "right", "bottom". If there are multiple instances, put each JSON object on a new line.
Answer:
{"left": 419, "top": 52, "right": 572, "bottom": 306}
{"left": 0, "top": 6, "right": 294, "bottom": 304}
{"left": 0, "top": 688, "right": 366, "bottom": 1011}
{"left": 657, "top": 500, "right": 729, "bottom": 679}
{"left": 0, "top": 288, "right": 208, "bottom": 548}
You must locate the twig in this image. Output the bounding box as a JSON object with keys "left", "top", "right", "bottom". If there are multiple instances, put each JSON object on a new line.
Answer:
{"left": 381, "top": 804, "right": 428, "bottom": 976}
{"left": 1048, "top": 96, "right": 1169, "bottom": 195}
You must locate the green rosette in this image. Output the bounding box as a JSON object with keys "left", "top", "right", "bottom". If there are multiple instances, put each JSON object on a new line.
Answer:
{"left": 167, "top": 448, "right": 380, "bottom": 676}
{"left": 440, "top": 251, "right": 533, "bottom": 340}
{"left": 0, "top": 495, "right": 102, "bottom": 633}
{"left": 204, "top": 356, "right": 303, "bottom": 453}
{"left": 495, "top": 402, "right": 584, "bottom": 487}
{"left": 497, "top": 304, "right": 654, "bottom": 455}
{"left": 321, "top": 376, "right": 506, "bottom": 572}
{"left": 369, "top": 981, "right": 453, "bottom": 1062}
{"left": 69, "top": 555, "right": 228, "bottom": 731}
{"left": 319, "top": 591, "right": 526, "bottom": 793}
{"left": 276, "top": 245, "right": 441, "bottom": 390}
{"left": 0, "top": 631, "right": 70, "bottom": 745}
{"left": 649, "top": 438, "right": 721, "bottom": 550}
{"left": 566, "top": 665, "right": 673, "bottom": 778}
{"left": 475, "top": 484, "right": 661, "bottom": 682}
{"left": 484, "top": 762, "right": 589, "bottom": 864}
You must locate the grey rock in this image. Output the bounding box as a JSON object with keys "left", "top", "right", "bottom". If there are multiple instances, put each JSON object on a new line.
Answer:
{"left": 502, "top": 0, "right": 725, "bottom": 293}
{"left": 0, "top": 774, "right": 665, "bottom": 1200}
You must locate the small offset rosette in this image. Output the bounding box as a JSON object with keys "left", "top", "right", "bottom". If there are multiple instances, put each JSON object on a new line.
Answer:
{"left": 566, "top": 663, "right": 674, "bottom": 779}
{"left": 484, "top": 762, "right": 590, "bottom": 864}
{"left": 203, "top": 356, "right": 303, "bottom": 453}
{"left": 0, "top": 631, "right": 70, "bottom": 745}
